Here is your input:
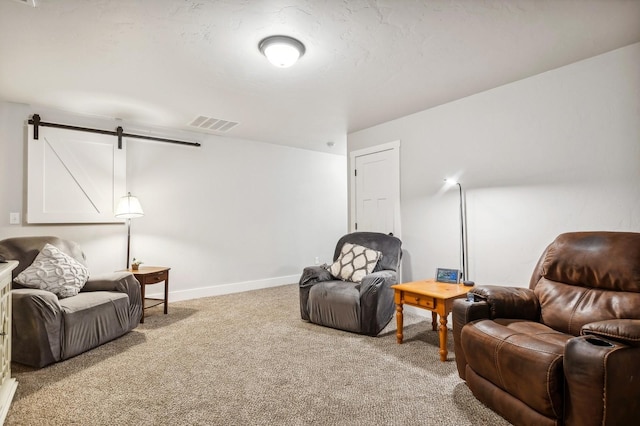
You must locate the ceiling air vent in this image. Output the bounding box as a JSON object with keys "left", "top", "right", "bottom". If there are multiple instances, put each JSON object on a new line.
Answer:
{"left": 189, "top": 115, "right": 239, "bottom": 133}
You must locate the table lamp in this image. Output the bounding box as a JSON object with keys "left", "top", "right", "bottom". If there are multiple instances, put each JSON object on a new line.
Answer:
{"left": 115, "top": 192, "right": 144, "bottom": 269}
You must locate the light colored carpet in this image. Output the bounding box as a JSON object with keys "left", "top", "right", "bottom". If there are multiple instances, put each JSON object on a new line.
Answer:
{"left": 7, "top": 284, "right": 511, "bottom": 425}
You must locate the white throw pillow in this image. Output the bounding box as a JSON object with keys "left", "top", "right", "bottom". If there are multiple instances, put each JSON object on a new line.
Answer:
{"left": 329, "top": 243, "right": 381, "bottom": 283}
{"left": 15, "top": 243, "right": 89, "bottom": 298}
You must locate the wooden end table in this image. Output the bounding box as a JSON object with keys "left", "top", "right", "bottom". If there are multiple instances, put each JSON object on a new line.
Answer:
{"left": 125, "top": 266, "right": 170, "bottom": 323}
{"left": 391, "top": 280, "right": 473, "bottom": 361}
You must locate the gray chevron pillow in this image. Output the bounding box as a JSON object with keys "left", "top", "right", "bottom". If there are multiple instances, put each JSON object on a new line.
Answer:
{"left": 15, "top": 243, "right": 89, "bottom": 298}
{"left": 329, "top": 243, "right": 381, "bottom": 283}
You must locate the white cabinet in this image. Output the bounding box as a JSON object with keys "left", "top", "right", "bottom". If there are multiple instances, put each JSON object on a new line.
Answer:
{"left": 0, "top": 261, "right": 17, "bottom": 424}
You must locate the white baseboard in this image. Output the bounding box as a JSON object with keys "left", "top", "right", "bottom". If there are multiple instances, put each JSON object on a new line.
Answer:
{"left": 145, "top": 274, "right": 299, "bottom": 302}
{"left": 146, "top": 278, "right": 454, "bottom": 329}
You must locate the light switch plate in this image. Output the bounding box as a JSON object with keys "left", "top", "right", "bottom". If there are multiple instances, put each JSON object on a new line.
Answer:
{"left": 9, "top": 212, "right": 20, "bottom": 225}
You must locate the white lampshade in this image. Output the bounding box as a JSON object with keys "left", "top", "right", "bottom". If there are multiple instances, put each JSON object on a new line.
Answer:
{"left": 115, "top": 192, "right": 144, "bottom": 219}
{"left": 259, "top": 35, "right": 305, "bottom": 68}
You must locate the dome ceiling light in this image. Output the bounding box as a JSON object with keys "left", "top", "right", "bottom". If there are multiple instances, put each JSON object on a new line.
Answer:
{"left": 259, "top": 35, "right": 305, "bottom": 68}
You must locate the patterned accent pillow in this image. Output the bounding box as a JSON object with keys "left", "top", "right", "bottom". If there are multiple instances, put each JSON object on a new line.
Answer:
{"left": 15, "top": 243, "right": 89, "bottom": 298}
{"left": 329, "top": 243, "right": 382, "bottom": 283}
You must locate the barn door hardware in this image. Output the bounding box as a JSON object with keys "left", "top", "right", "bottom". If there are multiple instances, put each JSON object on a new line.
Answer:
{"left": 28, "top": 114, "right": 201, "bottom": 148}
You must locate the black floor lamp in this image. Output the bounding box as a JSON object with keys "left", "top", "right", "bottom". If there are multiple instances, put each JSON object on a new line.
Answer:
{"left": 115, "top": 192, "right": 144, "bottom": 269}
{"left": 445, "top": 179, "right": 468, "bottom": 283}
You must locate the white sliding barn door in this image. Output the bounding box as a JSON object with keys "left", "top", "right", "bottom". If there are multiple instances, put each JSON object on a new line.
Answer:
{"left": 350, "top": 141, "right": 401, "bottom": 237}
{"left": 27, "top": 125, "right": 126, "bottom": 223}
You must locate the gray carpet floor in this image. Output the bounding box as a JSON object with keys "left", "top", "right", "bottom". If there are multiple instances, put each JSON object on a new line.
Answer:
{"left": 7, "top": 284, "right": 511, "bottom": 425}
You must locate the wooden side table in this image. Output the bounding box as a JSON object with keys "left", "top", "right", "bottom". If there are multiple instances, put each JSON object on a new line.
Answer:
{"left": 126, "top": 266, "right": 170, "bottom": 323}
{"left": 391, "top": 280, "right": 473, "bottom": 361}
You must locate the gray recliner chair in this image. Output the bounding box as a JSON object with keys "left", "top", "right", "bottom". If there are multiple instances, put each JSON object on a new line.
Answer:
{"left": 299, "top": 232, "right": 402, "bottom": 336}
{"left": 0, "top": 236, "right": 142, "bottom": 368}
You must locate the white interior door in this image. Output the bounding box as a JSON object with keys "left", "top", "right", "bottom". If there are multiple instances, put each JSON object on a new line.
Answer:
{"left": 350, "top": 141, "right": 400, "bottom": 237}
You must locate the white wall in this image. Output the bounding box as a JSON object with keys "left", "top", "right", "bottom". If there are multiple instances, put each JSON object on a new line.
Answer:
{"left": 348, "top": 43, "right": 640, "bottom": 287}
{"left": 0, "top": 102, "right": 347, "bottom": 300}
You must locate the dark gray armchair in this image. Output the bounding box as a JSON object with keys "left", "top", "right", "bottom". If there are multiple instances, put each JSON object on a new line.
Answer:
{"left": 0, "top": 236, "right": 142, "bottom": 368}
{"left": 299, "top": 232, "right": 402, "bottom": 336}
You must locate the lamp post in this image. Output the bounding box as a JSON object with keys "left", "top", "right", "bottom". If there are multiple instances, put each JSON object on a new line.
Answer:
{"left": 115, "top": 192, "right": 144, "bottom": 269}
{"left": 444, "top": 179, "right": 468, "bottom": 282}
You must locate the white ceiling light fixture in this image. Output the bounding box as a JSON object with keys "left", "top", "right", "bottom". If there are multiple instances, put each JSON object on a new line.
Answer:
{"left": 259, "top": 35, "right": 305, "bottom": 68}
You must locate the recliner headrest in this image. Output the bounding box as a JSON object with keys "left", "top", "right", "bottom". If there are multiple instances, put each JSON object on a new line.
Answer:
{"left": 538, "top": 232, "right": 640, "bottom": 292}
{"left": 334, "top": 232, "right": 402, "bottom": 272}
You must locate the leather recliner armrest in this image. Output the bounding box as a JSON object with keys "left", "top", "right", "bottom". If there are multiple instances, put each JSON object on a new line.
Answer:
{"left": 452, "top": 298, "right": 491, "bottom": 379}
{"left": 470, "top": 285, "right": 540, "bottom": 321}
{"left": 452, "top": 285, "right": 539, "bottom": 380}
{"left": 581, "top": 319, "right": 640, "bottom": 347}
{"left": 564, "top": 334, "right": 640, "bottom": 425}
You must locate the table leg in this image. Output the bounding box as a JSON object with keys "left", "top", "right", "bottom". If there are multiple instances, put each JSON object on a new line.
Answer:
{"left": 164, "top": 276, "right": 169, "bottom": 315}
{"left": 431, "top": 311, "right": 438, "bottom": 331}
{"left": 395, "top": 303, "right": 404, "bottom": 344}
{"left": 439, "top": 315, "right": 448, "bottom": 361}
{"left": 140, "top": 281, "right": 146, "bottom": 324}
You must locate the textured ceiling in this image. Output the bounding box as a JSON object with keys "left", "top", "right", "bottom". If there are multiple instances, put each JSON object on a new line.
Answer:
{"left": 1, "top": 0, "right": 639, "bottom": 153}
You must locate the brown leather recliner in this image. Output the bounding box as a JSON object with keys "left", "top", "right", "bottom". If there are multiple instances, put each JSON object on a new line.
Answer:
{"left": 452, "top": 231, "right": 640, "bottom": 426}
